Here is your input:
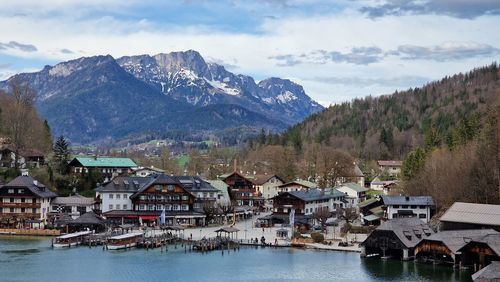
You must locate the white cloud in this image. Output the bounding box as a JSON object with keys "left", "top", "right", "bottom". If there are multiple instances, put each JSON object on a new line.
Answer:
{"left": 0, "top": 6, "right": 498, "bottom": 105}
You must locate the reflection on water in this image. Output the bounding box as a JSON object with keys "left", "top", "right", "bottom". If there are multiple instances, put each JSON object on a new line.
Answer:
{"left": 361, "top": 258, "right": 472, "bottom": 282}
{"left": 0, "top": 237, "right": 472, "bottom": 282}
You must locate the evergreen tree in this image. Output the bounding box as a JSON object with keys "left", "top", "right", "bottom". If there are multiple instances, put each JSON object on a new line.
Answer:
{"left": 42, "top": 120, "right": 53, "bottom": 152}
{"left": 53, "top": 136, "right": 70, "bottom": 175}
{"left": 401, "top": 147, "right": 427, "bottom": 181}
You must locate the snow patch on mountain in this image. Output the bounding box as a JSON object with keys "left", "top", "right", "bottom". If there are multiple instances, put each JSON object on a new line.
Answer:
{"left": 205, "top": 78, "right": 241, "bottom": 96}
{"left": 276, "top": 90, "right": 298, "bottom": 103}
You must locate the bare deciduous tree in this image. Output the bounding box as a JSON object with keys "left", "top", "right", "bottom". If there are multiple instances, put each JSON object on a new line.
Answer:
{"left": 313, "top": 207, "right": 331, "bottom": 233}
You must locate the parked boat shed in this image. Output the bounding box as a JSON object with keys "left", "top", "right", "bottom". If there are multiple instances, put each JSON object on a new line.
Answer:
{"left": 440, "top": 202, "right": 500, "bottom": 232}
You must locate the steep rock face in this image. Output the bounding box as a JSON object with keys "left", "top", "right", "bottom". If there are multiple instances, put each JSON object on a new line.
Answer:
{"left": 1, "top": 50, "right": 323, "bottom": 144}
{"left": 116, "top": 50, "right": 323, "bottom": 124}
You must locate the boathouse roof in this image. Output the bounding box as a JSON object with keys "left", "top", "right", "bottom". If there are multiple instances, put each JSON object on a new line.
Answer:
{"left": 370, "top": 218, "right": 434, "bottom": 248}
{"left": 440, "top": 202, "right": 500, "bottom": 227}
{"left": 419, "top": 229, "right": 499, "bottom": 254}
{"left": 472, "top": 261, "right": 500, "bottom": 281}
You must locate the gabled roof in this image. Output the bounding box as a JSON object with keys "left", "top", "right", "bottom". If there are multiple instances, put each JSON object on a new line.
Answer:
{"left": 369, "top": 218, "right": 435, "bottom": 248}
{"left": 353, "top": 164, "right": 364, "bottom": 177}
{"left": 278, "top": 179, "right": 317, "bottom": 189}
{"left": 2, "top": 175, "right": 57, "bottom": 198}
{"left": 52, "top": 194, "right": 95, "bottom": 206}
{"left": 336, "top": 182, "right": 368, "bottom": 193}
{"left": 130, "top": 174, "right": 184, "bottom": 199}
{"left": 381, "top": 195, "right": 435, "bottom": 206}
{"left": 283, "top": 188, "right": 345, "bottom": 202}
{"left": 133, "top": 166, "right": 166, "bottom": 173}
{"left": 472, "top": 261, "right": 500, "bottom": 281}
{"left": 69, "top": 156, "right": 137, "bottom": 168}
{"left": 95, "top": 176, "right": 151, "bottom": 193}
{"left": 440, "top": 202, "right": 500, "bottom": 227}
{"left": 251, "top": 174, "right": 284, "bottom": 185}
{"left": 171, "top": 176, "right": 218, "bottom": 193}
{"left": 421, "top": 229, "right": 499, "bottom": 254}
{"left": 358, "top": 198, "right": 380, "bottom": 208}
{"left": 69, "top": 211, "right": 105, "bottom": 226}
{"left": 377, "top": 160, "right": 402, "bottom": 167}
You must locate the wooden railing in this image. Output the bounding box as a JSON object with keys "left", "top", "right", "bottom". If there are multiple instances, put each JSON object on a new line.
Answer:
{"left": 0, "top": 228, "right": 60, "bottom": 236}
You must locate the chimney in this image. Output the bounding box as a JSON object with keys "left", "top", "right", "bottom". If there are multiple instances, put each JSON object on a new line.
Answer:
{"left": 33, "top": 180, "right": 38, "bottom": 186}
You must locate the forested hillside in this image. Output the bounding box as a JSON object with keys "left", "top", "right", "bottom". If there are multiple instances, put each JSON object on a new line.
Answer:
{"left": 279, "top": 63, "right": 499, "bottom": 160}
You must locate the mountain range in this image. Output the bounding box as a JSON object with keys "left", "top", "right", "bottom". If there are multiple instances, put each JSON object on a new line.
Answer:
{"left": 1, "top": 50, "right": 323, "bottom": 144}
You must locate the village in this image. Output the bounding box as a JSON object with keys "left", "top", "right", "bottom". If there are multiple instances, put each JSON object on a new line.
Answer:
{"left": 0, "top": 152, "right": 498, "bottom": 281}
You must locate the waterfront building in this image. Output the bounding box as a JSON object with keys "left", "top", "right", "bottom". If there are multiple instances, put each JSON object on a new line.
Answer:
{"left": 252, "top": 174, "right": 284, "bottom": 200}
{"left": 205, "top": 179, "right": 230, "bottom": 203}
{"left": 462, "top": 236, "right": 500, "bottom": 276}
{"left": 69, "top": 156, "right": 138, "bottom": 179}
{"left": 381, "top": 195, "right": 435, "bottom": 223}
{"left": 95, "top": 176, "right": 150, "bottom": 213}
{"left": 0, "top": 175, "right": 57, "bottom": 228}
{"left": 414, "top": 229, "right": 499, "bottom": 266}
{"left": 335, "top": 182, "right": 368, "bottom": 207}
{"left": 102, "top": 174, "right": 205, "bottom": 226}
{"left": 264, "top": 188, "right": 346, "bottom": 226}
{"left": 361, "top": 217, "right": 434, "bottom": 260}
{"left": 277, "top": 179, "right": 317, "bottom": 193}
{"left": 472, "top": 261, "right": 500, "bottom": 282}
{"left": 170, "top": 176, "right": 218, "bottom": 212}
{"left": 439, "top": 202, "right": 500, "bottom": 232}
{"left": 50, "top": 194, "right": 95, "bottom": 219}
{"left": 220, "top": 171, "right": 259, "bottom": 207}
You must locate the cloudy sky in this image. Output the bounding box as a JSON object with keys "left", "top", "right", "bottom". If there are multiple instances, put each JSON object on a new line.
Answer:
{"left": 1, "top": 0, "right": 499, "bottom": 106}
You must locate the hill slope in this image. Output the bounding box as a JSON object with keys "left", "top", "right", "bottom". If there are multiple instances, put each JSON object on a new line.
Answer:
{"left": 280, "top": 63, "right": 500, "bottom": 159}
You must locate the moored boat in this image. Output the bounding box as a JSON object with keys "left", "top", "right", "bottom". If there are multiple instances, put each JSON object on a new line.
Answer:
{"left": 107, "top": 232, "right": 143, "bottom": 250}
{"left": 53, "top": 231, "right": 92, "bottom": 248}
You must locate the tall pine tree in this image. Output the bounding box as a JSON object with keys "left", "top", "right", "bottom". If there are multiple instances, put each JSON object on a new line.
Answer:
{"left": 53, "top": 136, "right": 70, "bottom": 175}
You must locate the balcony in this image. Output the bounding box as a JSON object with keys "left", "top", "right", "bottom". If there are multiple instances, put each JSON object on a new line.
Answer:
{"left": 0, "top": 212, "right": 40, "bottom": 218}
{"left": 0, "top": 203, "right": 41, "bottom": 208}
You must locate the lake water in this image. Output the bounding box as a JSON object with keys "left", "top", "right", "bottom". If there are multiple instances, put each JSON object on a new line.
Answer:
{"left": 0, "top": 237, "right": 472, "bottom": 281}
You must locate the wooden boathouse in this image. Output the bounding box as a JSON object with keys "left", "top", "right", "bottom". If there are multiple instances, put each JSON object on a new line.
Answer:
{"left": 414, "top": 229, "right": 499, "bottom": 266}
{"left": 361, "top": 218, "right": 434, "bottom": 260}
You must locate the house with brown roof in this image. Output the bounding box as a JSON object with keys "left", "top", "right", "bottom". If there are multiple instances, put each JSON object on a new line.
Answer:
{"left": 277, "top": 179, "right": 317, "bottom": 193}
{"left": 252, "top": 174, "right": 284, "bottom": 200}
{"left": 0, "top": 175, "right": 57, "bottom": 228}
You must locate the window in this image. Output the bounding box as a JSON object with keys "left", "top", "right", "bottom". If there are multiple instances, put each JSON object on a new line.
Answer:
{"left": 419, "top": 214, "right": 426, "bottom": 219}
{"left": 21, "top": 208, "right": 25, "bottom": 213}
{"left": 123, "top": 204, "right": 128, "bottom": 210}
{"left": 18, "top": 189, "right": 24, "bottom": 194}
{"left": 401, "top": 205, "right": 408, "bottom": 208}
{"left": 156, "top": 204, "right": 163, "bottom": 210}
{"left": 182, "top": 205, "right": 189, "bottom": 211}
{"left": 148, "top": 205, "right": 154, "bottom": 211}
{"left": 10, "top": 208, "right": 14, "bottom": 213}
{"left": 109, "top": 194, "right": 114, "bottom": 199}
{"left": 115, "top": 205, "right": 120, "bottom": 210}
{"left": 393, "top": 205, "right": 400, "bottom": 208}
{"left": 21, "top": 198, "right": 25, "bottom": 203}
{"left": 419, "top": 205, "right": 425, "bottom": 209}
{"left": 32, "top": 208, "right": 36, "bottom": 214}
{"left": 165, "top": 195, "right": 171, "bottom": 201}
{"left": 155, "top": 185, "right": 162, "bottom": 191}
{"left": 392, "top": 213, "right": 398, "bottom": 218}
{"left": 173, "top": 205, "right": 180, "bottom": 211}
{"left": 167, "top": 185, "right": 174, "bottom": 191}
{"left": 173, "top": 195, "right": 180, "bottom": 201}
{"left": 181, "top": 195, "right": 188, "bottom": 201}
{"left": 10, "top": 198, "right": 14, "bottom": 203}
{"left": 109, "top": 204, "right": 113, "bottom": 210}
{"left": 139, "top": 205, "right": 145, "bottom": 211}
{"left": 8, "top": 189, "right": 14, "bottom": 194}
{"left": 116, "top": 194, "right": 121, "bottom": 199}
{"left": 166, "top": 204, "right": 172, "bottom": 211}
{"left": 410, "top": 205, "right": 417, "bottom": 209}
{"left": 123, "top": 194, "right": 128, "bottom": 199}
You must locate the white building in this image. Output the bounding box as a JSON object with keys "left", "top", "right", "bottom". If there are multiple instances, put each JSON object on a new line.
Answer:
{"left": 377, "top": 160, "right": 402, "bottom": 177}
{"left": 50, "top": 195, "right": 95, "bottom": 219}
{"left": 95, "top": 176, "right": 150, "bottom": 213}
{"left": 252, "top": 174, "right": 285, "bottom": 200}
{"left": 381, "top": 195, "right": 435, "bottom": 223}
{"left": 335, "top": 183, "right": 368, "bottom": 207}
